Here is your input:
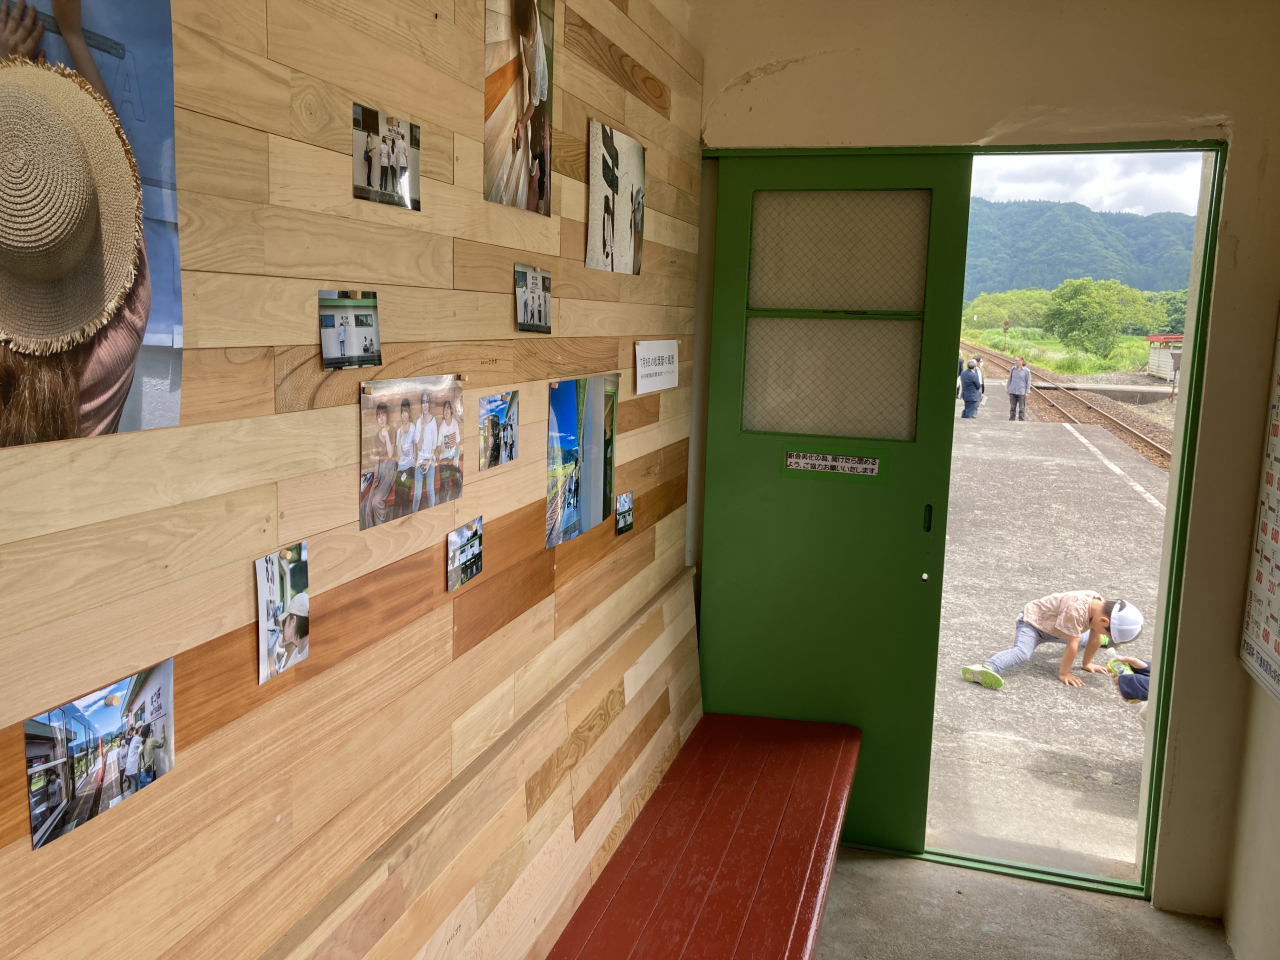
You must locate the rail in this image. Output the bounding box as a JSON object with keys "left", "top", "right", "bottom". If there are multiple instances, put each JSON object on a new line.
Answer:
{"left": 959, "top": 340, "right": 1173, "bottom": 465}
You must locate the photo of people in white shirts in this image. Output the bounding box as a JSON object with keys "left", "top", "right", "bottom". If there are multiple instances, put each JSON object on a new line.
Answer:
{"left": 352, "top": 102, "right": 421, "bottom": 211}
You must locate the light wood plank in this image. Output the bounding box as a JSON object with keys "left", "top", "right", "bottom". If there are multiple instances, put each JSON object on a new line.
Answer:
{"left": 174, "top": 107, "right": 269, "bottom": 203}
{"left": 455, "top": 135, "right": 484, "bottom": 193}
{"left": 180, "top": 348, "right": 276, "bottom": 426}
{"left": 624, "top": 0, "right": 702, "bottom": 84}
{"left": 171, "top": 0, "right": 267, "bottom": 56}
{"left": 277, "top": 464, "right": 360, "bottom": 544}
{"left": 172, "top": 23, "right": 290, "bottom": 131}
{"left": 616, "top": 411, "right": 690, "bottom": 464}
{"left": 558, "top": 298, "right": 693, "bottom": 337}
{"left": 0, "top": 485, "right": 277, "bottom": 642}
{"left": 0, "top": 405, "right": 355, "bottom": 546}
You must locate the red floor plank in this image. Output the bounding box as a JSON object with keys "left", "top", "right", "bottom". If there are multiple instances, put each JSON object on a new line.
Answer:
{"left": 732, "top": 728, "right": 847, "bottom": 960}
{"left": 575, "top": 717, "right": 750, "bottom": 960}
{"left": 548, "top": 715, "right": 860, "bottom": 960}
{"left": 626, "top": 720, "right": 781, "bottom": 960}
{"left": 785, "top": 731, "right": 861, "bottom": 960}
{"left": 548, "top": 714, "right": 727, "bottom": 960}
{"left": 679, "top": 724, "right": 811, "bottom": 960}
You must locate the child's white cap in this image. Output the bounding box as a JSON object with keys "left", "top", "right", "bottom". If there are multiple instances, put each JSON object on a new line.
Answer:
{"left": 1083, "top": 601, "right": 1144, "bottom": 647}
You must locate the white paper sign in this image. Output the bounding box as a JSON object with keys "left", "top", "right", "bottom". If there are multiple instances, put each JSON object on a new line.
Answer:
{"left": 1240, "top": 334, "right": 1280, "bottom": 706}
{"left": 635, "top": 339, "right": 679, "bottom": 395}
{"left": 785, "top": 452, "right": 880, "bottom": 475}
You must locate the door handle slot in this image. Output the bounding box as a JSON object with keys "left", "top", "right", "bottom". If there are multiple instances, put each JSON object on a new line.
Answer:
{"left": 923, "top": 504, "right": 933, "bottom": 533}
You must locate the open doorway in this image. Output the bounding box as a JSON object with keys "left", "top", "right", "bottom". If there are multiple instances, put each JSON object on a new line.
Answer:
{"left": 928, "top": 148, "right": 1217, "bottom": 886}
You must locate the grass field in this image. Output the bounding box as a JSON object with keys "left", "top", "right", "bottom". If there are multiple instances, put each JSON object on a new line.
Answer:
{"left": 961, "top": 326, "right": 1150, "bottom": 375}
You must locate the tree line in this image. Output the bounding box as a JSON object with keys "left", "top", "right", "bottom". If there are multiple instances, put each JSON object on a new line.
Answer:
{"left": 963, "top": 280, "right": 1187, "bottom": 358}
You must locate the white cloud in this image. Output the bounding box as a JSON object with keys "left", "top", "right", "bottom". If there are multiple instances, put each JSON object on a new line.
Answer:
{"left": 971, "top": 152, "right": 1204, "bottom": 216}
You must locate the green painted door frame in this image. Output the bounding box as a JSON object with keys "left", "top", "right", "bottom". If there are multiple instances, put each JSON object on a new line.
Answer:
{"left": 698, "top": 142, "right": 1228, "bottom": 900}
{"left": 698, "top": 153, "right": 973, "bottom": 853}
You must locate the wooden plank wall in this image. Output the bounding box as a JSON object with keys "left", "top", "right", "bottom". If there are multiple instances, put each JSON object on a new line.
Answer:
{"left": 0, "top": 0, "right": 703, "bottom": 958}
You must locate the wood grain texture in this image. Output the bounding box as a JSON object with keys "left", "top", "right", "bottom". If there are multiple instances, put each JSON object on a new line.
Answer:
{"left": 617, "top": 394, "right": 660, "bottom": 434}
{"left": 0, "top": 0, "right": 701, "bottom": 956}
{"left": 453, "top": 549, "right": 557, "bottom": 658}
{"left": 571, "top": 688, "right": 669, "bottom": 838}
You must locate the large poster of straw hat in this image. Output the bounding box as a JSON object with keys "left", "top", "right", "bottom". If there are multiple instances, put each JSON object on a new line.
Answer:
{"left": 0, "top": 0, "right": 183, "bottom": 447}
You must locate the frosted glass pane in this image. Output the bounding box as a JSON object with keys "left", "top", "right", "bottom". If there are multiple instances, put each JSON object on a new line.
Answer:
{"left": 742, "top": 317, "right": 922, "bottom": 441}
{"left": 749, "top": 190, "right": 931, "bottom": 311}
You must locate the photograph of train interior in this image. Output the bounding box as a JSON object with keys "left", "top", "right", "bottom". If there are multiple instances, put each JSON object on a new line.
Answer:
{"left": 930, "top": 149, "right": 1212, "bottom": 884}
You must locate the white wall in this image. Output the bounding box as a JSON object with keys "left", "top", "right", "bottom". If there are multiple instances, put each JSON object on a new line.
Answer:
{"left": 686, "top": 0, "right": 1280, "bottom": 941}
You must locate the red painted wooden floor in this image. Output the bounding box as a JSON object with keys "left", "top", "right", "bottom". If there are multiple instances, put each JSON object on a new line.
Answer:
{"left": 549, "top": 712, "right": 862, "bottom": 960}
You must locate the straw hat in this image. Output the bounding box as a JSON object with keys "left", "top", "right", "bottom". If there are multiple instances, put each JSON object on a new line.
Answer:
{"left": 0, "top": 57, "right": 142, "bottom": 356}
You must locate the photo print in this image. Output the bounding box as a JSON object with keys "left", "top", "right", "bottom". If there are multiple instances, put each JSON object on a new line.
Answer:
{"left": 616, "top": 491, "right": 634, "bottom": 535}
{"left": 25, "top": 658, "right": 175, "bottom": 850}
{"left": 319, "top": 290, "right": 382, "bottom": 370}
{"left": 546, "top": 375, "right": 618, "bottom": 547}
{"left": 360, "top": 375, "right": 464, "bottom": 530}
{"left": 255, "top": 541, "right": 310, "bottom": 684}
{"left": 514, "top": 264, "right": 552, "bottom": 333}
{"left": 0, "top": 0, "right": 184, "bottom": 448}
{"left": 352, "top": 102, "right": 421, "bottom": 210}
{"left": 480, "top": 390, "right": 519, "bottom": 469}
{"left": 447, "top": 517, "right": 483, "bottom": 592}
{"left": 586, "top": 121, "right": 645, "bottom": 275}
{"left": 484, "top": 0, "right": 553, "bottom": 215}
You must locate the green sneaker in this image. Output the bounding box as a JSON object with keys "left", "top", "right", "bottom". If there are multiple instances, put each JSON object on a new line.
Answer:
{"left": 962, "top": 663, "right": 1004, "bottom": 690}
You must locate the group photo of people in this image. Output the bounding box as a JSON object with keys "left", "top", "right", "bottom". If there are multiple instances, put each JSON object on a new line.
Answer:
{"left": 480, "top": 390, "right": 520, "bottom": 469}
{"left": 360, "top": 375, "right": 464, "bottom": 530}
{"left": 515, "top": 264, "right": 552, "bottom": 333}
{"left": 483, "top": 0, "right": 554, "bottom": 215}
{"left": 352, "top": 102, "right": 422, "bottom": 211}
{"left": 24, "top": 658, "right": 175, "bottom": 850}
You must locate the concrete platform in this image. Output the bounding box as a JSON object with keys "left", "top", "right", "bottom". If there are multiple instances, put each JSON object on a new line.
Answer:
{"left": 815, "top": 850, "right": 1232, "bottom": 959}
{"left": 929, "top": 384, "right": 1169, "bottom": 879}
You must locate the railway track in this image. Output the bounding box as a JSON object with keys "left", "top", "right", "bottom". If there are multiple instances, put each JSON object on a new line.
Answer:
{"left": 959, "top": 340, "right": 1172, "bottom": 471}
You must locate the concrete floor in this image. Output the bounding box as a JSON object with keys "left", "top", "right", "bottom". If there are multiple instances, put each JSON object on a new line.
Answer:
{"left": 814, "top": 849, "right": 1234, "bottom": 960}
{"left": 929, "top": 383, "right": 1170, "bottom": 879}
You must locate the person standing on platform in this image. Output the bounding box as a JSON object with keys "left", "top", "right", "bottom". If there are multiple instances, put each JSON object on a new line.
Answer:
{"left": 379, "top": 136, "right": 390, "bottom": 193}
{"left": 960, "top": 359, "right": 982, "bottom": 418}
{"left": 1007, "top": 356, "right": 1030, "bottom": 421}
{"left": 973, "top": 355, "right": 986, "bottom": 406}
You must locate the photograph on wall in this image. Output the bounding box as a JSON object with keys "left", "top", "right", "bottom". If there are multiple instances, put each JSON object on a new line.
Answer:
{"left": 616, "top": 491, "right": 633, "bottom": 535}
{"left": 352, "top": 102, "right": 421, "bottom": 211}
{"left": 320, "top": 290, "right": 382, "bottom": 370}
{"left": 360, "top": 375, "right": 463, "bottom": 530}
{"left": 1240, "top": 337, "right": 1280, "bottom": 705}
{"left": 0, "top": 0, "right": 183, "bottom": 449}
{"left": 546, "top": 375, "right": 618, "bottom": 547}
{"left": 515, "top": 263, "right": 551, "bottom": 333}
{"left": 586, "top": 121, "right": 645, "bottom": 275}
{"left": 25, "top": 658, "right": 175, "bottom": 850}
{"left": 483, "top": 0, "right": 553, "bottom": 215}
{"left": 447, "top": 517, "right": 483, "bottom": 592}
{"left": 480, "top": 390, "right": 519, "bottom": 469}
{"left": 255, "top": 541, "right": 310, "bottom": 685}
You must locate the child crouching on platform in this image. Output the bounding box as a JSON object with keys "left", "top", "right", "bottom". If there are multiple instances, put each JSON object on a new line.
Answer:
{"left": 963, "top": 590, "right": 1144, "bottom": 690}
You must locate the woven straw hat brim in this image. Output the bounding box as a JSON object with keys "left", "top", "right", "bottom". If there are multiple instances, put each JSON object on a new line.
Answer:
{"left": 0, "top": 57, "right": 142, "bottom": 356}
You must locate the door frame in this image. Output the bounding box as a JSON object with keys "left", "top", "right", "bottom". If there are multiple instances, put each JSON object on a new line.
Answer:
{"left": 701, "top": 141, "right": 1228, "bottom": 900}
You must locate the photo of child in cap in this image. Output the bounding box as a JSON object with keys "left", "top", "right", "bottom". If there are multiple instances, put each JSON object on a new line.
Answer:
{"left": 254, "top": 541, "right": 310, "bottom": 685}
{"left": 962, "top": 591, "right": 1144, "bottom": 690}
{"left": 0, "top": 0, "right": 180, "bottom": 447}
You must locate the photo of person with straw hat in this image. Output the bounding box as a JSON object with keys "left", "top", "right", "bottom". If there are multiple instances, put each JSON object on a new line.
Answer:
{"left": 0, "top": 0, "right": 152, "bottom": 447}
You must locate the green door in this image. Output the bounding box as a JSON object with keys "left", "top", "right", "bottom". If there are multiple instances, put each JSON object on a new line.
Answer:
{"left": 699, "top": 153, "right": 971, "bottom": 852}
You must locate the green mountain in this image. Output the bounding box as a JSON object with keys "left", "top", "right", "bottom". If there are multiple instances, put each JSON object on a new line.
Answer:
{"left": 964, "top": 197, "right": 1195, "bottom": 300}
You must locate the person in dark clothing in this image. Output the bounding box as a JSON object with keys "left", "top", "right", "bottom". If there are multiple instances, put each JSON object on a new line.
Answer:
{"left": 1110, "top": 655, "right": 1152, "bottom": 729}
{"left": 1007, "top": 356, "right": 1031, "bottom": 421}
{"left": 960, "top": 359, "right": 982, "bottom": 418}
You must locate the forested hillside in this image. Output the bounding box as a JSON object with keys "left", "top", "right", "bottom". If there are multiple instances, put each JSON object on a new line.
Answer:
{"left": 965, "top": 197, "right": 1195, "bottom": 299}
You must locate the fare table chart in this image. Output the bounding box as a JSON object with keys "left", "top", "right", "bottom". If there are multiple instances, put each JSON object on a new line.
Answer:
{"left": 1241, "top": 335, "right": 1280, "bottom": 705}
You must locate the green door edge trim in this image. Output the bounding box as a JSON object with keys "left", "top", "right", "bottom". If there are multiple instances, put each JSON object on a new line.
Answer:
{"left": 698, "top": 141, "right": 1228, "bottom": 902}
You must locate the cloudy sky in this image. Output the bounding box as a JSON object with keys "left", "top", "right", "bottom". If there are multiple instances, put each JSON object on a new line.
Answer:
{"left": 971, "top": 152, "right": 1205, "bottom": 216}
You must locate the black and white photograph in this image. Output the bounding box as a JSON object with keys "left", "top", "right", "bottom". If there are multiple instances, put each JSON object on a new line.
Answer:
{"left": 616, "top": 491, "right": 634, "bottom": 535}
{"left": 255, "top": 541, "right": 310, "bottom": 684}
{"left": 352, "top": 102, "right": 421, "bottom": 210}
{"left": 447, "top": 517, "right": 483, "bottom": 592}
{"left": 480, "top": 390, "right": 519, "bottom": 469}
{"left": 515, "top": 263, "right": 552, "bottom": 333}
{"left": 319, "top": 290, "right": 382, "bottom": 370}
{"left": 546, "top": 375, "right": 618, "bottom": 547}
{"left": 586, "top": 120, "right": 645, "bottom": 275}
{"left": 360, "top": 375, "right": 464, "bottom": 530}
{"left": 483, "top": 0, "right": 553, "bottom": 215}
{"left": 25, "top": 658, "right": 175, "bottom": 850}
